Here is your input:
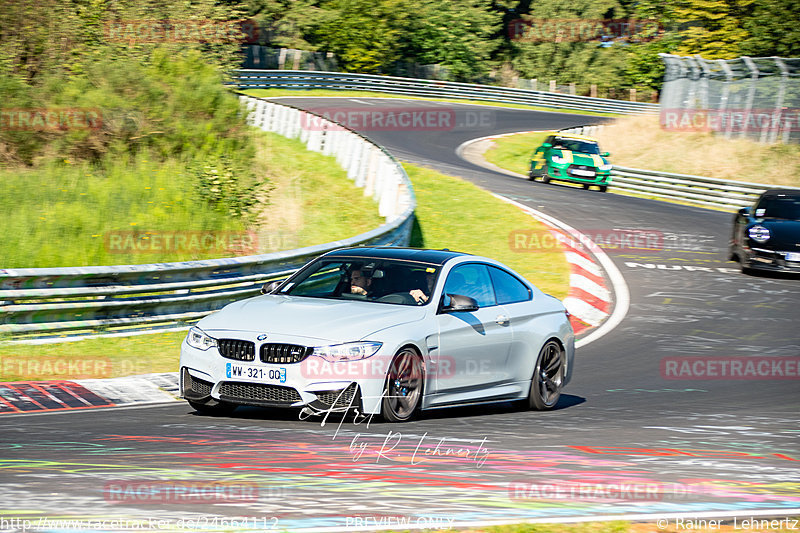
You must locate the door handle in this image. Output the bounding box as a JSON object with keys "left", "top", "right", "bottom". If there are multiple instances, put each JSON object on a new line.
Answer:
{"left": 496, "top": 314, "right": 510, "bottom": 326}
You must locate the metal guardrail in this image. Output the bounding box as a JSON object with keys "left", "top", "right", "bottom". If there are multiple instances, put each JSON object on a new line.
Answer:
{"left": 0, "top": 97, "right": 416, "bottom": 339}
{"left": 232, "top": 70, "right": 660, "bottom": 116}
{"left": 559, "top": 125, "right": 776, "bottom": 210}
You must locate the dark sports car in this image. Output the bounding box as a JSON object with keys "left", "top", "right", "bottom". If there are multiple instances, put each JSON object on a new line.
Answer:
{"left": 730, "top": 188, "right": 800, "bottom": 273}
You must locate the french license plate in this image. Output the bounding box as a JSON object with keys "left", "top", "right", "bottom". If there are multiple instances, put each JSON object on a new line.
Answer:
{"left": 226, "top": 363, "right": 286, "bottom": 383}
{"left": 786, "top": 252, "right": 800, "bottom": 262}
{"left": 572, "top": 169, "right": 596, "bottom": 177}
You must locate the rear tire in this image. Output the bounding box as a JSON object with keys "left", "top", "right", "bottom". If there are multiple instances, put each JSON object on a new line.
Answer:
{"left": 527, "top": 340, "right": 565, "bottom": 410}
{"left": 599, "top": 185, "right": 608, "bottom": 193}
{"left": 382, "top": 347, "right": 424, "bottom": 422}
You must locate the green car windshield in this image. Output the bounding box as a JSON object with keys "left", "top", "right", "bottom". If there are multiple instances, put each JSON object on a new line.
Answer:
{"left": 552, "top": 138, "right": 601, "bottom": 155}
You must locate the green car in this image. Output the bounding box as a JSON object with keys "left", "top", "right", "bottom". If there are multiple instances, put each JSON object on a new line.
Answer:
{"left": 529, "top": 133, "right": 612, "bottom": 192}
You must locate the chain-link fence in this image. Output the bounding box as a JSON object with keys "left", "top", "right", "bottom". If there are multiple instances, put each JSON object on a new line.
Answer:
{"left": 659, "top": 53, "right": 800, "bottom": 144}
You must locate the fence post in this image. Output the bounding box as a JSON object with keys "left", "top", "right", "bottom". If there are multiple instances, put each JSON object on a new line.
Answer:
{"left": 741, "top": 57, "right": 759, "bottom": 140}
{"left": 771, "top": 58, "right": 789, "bottom": 144}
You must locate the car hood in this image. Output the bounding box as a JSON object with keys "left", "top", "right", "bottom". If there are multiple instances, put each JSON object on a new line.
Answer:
{"left": 752, "top": 219, "right": 800, "bottom": 249}
{"left": 554, "top": 150, "right": 607, "bottom": 168}
{"left": 197, "top": 295, "right": 427, "bottom": 343}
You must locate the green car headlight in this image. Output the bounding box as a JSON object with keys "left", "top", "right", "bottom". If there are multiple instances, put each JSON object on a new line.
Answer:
{"left": 598, "top": 163, "right": 612, "bottom": 171}
{"left": 551, "top": 155, "right": 567, "bottom": 164}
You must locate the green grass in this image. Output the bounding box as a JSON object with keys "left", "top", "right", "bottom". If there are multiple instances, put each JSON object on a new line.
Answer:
{"left": 1, "top": 164, "right": 569, "bottom": 381}
{"left": 483, "top": 132, "right": 551, "bottom": 177}
{"left": 0, "top": 130, "right": 382, "bottom": 268}
{"left": 241, "top": 89, "right": 621, "bottom": 118}
{"left": 0, "top": 331, "right": 187, "bottom": 381}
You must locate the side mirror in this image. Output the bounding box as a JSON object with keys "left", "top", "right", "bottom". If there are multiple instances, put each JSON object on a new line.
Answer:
{"left": 260, "top": 279, "right": 285, "bottom": 295}
{"left": 441, "top": 294, "right": 479, "bottom": 313}
{"left": 601, "top": 151, "right": 610, "bottom": 157}
{"left": 542, "top": 143, "right": 552, "bottom": 149}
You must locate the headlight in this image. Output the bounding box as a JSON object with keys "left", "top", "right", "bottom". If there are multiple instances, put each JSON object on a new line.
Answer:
{"left": 312, "top": 342, "right": 382, "bottom": 363}
{"left": 551, "top": 155, "right": 566, "bottom": 164}
{"left": 748, "top": 225, "right": 770, "bottom": 243}
{"left": 598, "top": 163, "right": 612, "bottom": 171}
{"left": 186, "top": 327, "right": 217, "bottom": 351}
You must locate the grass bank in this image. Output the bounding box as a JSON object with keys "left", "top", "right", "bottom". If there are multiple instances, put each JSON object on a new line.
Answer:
{"left": 483, "top": 116, "right": 800, "bottom": 188}
{"left": 0, "top": 130, "right": 382, "bottom": 268}
{"left": 0, "top": 164, "right": 570, "bottom": 381}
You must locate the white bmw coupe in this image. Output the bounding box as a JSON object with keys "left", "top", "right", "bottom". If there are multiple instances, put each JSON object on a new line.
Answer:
{"left": 180, "top": 247, "right": 575, "bottom": 422}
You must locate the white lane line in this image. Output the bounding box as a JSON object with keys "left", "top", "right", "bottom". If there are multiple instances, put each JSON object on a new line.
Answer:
{"left": 349, "top": 98, "right": 376, "bottom": 105}
{"left": 492, "top": 194, "right": 630, "bottom": 348}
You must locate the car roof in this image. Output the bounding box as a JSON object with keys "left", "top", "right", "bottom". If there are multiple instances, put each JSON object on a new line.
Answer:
{"left": 760, "top": 188, "right": 800, "bottom": 198}
{"left": 323, "top": 246, "right": 469, "bottom": 266}
{"left": 554, "top": 133, "right": 599, "bottom": 142}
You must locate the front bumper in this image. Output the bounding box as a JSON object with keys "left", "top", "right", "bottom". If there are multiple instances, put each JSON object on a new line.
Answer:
{"left": 547, "top": 164, "right": 611, "bottom": 185}
{"left": 179, "top": 338, "right": 389, "bottom": 415}
{"left": 742, "top": 246, "right": 800, "bottom": 272}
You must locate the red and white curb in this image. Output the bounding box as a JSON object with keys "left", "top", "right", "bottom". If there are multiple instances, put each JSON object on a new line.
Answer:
{"left": 494, "top": 195, "right": 629, "bottom": 348}
{"left": 0, "top": 373, "right": 180, "bottom": 415}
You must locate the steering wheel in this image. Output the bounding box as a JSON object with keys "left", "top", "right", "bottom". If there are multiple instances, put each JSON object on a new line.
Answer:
{"left": 376, "top": 292, "right": 417, "bottom": 305}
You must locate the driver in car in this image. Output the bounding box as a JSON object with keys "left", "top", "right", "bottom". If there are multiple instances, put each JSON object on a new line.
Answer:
{"left": 349, "top": 269, "right": 372, "bottom": 296}
{"left": 409, "top": 270, "right": 436, "bottom": 304}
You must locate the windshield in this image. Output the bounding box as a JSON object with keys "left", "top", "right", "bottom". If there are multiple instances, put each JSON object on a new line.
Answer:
{"left": 553, "top": 138, "right": 601, "bottom": 155}
{"left": 755, "top": 195, "right": 800, "bottom": 220}
{"left": 278, "top": 258, "right": 441, "bottom": 306}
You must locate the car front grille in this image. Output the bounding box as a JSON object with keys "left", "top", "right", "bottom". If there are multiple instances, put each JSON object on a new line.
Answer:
{"left": 316, "top": 383, "right": 358, "bottom": 408}
{"left": 260, "top": 343, "right": 313, "bottom": 364}
{"left": 189, "top": 376, "right": 213, "bottom": 396}
{"left": 182, "top": 370, "right": 213, "bottom": 398}
{"left": 218, "top": 339, "right": 256, "bottom": 361}
{"left": 567, "top": 164, "right": 596, "bottom": 177}
{"left": 218, "top": 382, "right": 301, "bottom": 405}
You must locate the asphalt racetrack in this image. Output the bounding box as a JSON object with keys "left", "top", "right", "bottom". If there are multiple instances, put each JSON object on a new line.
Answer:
{"left": 1, "top": 97, "right": 798, "bottom": 532}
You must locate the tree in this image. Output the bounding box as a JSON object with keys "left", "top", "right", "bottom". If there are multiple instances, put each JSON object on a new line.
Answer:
{"left": 671, "top": 0, "right": 755, "bottom": 59}
{"left": 739, "top": 0, "right": 800, "bottom": 57}
{"left": 311, "top": 0, "right": 409, "bottom": 74}
{"left": 401, "top": 0, "right": 502, "bottom": 81}
{"left": 509, "top": 0, "right": 630, "bottom": 92}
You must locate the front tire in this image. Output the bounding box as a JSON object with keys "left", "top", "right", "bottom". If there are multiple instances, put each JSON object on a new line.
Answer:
{"left": 527, "top": 340, "right": 565, "bottom": 410}
{"left": 382, "top": 347, "right": 424, "bottom": 422}
{"left": 541, "top": 166, "right": 550, "bottom": 184}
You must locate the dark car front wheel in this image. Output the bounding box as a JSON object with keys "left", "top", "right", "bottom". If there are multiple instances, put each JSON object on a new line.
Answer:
{"left": 382, "top": 347, "right": 424, "bottom": 422}
{"left": 527, "top": 340, "right": 565, "bottom": 410}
